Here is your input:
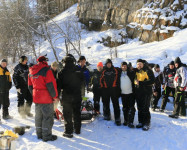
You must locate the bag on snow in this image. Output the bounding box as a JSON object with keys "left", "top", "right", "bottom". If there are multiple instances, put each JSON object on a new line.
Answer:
{"left": 81, "top": 97, "right": 94, "bottom": 120}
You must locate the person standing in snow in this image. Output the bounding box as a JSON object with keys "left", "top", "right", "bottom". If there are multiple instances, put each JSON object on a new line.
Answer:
{"left": 169, "top": 57, "right": 187, "bottom": 118}
{"left": 28, "top": 56, "right": 59, "bottom": 142}
{"left": 100, "top": 59, "right": 121, "bottom": 126}
{"left": 90, "top": 62, "right": 104, "bottom": 115}
{"left": 119, "top": 62, "right": 136, "bottom": 128}
{"left": 13, "top": 56, "right": 33, "bottom": 118}
{"left": 151, "top": 64, "right": 163, "bottom": 111}
{"left": 134, "top": 59, "right": 155, "bottom": 131}
{"left": 160, "top": 61, "right": 176, "bottom": 112}
{"left": 75, "top": 56, "right": 90, "bottom": 97}
{"left": 0, "top": 59, "right": 12, "bottom": 121}
{"left": 58, "top": 55, "right": 83, "bottom": 138}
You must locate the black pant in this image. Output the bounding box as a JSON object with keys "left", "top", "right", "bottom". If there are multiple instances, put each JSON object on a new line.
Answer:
{"left": 35, "top": 103, "right": 54, "bottom": 140}
{"left": 62, "top": 93, "right": 82, "bottom": 134}
{"left": 161, "top": 87, "right": 175, "bottom": 110}
{"left": 93, "top": 89, "right": 102, "bottom": 112}
{"left": 173, "top": 88, "right": 186, "bottom": 116}
{"left": 151, "top": 88, "right": 161, "bottom": 108}
{"left": 102, "top": 88, "right": 120, "bottom": 121}
{"left": 136, "top": 93, "right": 151, "bottom": 125}
{"left": 121, "top": 93, "right": 135, "bottom": 124}
{"left": 0, "top": 92, "right": 10, "bottom": 117}
{"left": 17, "top": 88, "right": 32, "bottom": 107}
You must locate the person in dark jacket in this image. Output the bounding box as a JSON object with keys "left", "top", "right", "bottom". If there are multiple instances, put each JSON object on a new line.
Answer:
{"left": 134, "top": 59, "right": 155, "bottom": 131}
{"left": 0, "top": 59, "right": 12, "bottom": 121}
{"left": 28, "top": 56, "right": 59, "bottom": 142}
{"left": 119, "top": 62, "right": 136, "bottom": 128}
{"left": 160, "top": 61, "right": 176, "bottom": 112}
{"left": 13, "top": 56, "right": 33, "bottom": 118}
{"left": 75, "top": 56, "right": 90, "bottom": 97}
{"left": 100, "top": 59, "right": 121, "bottom": 126}
{"left": 58, "top": 56, "right": 84, "bottom": 138}
{"left": 151, "top": 64, "right": 163, "bottom": 111}
{"left": 90, "top": 62, "right": 104, "bottom": 115}
{"left": 169, "top": 57, "right": 187, "bottom": 118}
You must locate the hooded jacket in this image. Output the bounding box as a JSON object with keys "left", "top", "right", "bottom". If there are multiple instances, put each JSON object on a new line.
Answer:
{"left": 152, "top": 68, "right": 163, "bottom": 91}
{"left": 28, "top": 62, "right": 58, "bottom": 104}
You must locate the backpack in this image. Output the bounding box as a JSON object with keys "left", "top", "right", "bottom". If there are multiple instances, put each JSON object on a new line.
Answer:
{"left": 81, "top": 97, "right": 94, "bottom": 120}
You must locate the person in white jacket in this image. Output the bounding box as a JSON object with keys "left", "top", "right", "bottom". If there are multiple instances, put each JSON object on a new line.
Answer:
{"left": 169, "top": 57, "right": 187, "bottom": 118}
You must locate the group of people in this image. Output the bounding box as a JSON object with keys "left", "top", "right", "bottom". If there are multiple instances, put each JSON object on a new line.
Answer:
{"left": 0, "top": 54, "right": 186, "bottom": 142}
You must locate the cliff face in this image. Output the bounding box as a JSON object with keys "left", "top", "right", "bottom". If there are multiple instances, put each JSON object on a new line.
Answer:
{"left": 77, "top": 0, "right": 187, "bottom": 43}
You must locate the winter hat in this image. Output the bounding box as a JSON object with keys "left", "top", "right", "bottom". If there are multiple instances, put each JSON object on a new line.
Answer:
{"left": 121, "top": 62, "right": 127, "bottom": 66}
{"left": 136, "top": 59, "right": 144, "bottom": 64}
{"left": 37, "top": 56, "right": 48, "bottom": 62}
{"left": 169, "top": 61, "right": 174, "bottom": 66}
{"left": 19, "top": 56, "right": 28, "bottom": 63}
{"left": 97, "top": 62, "right": 103, "bottom": 67}
{"left": 154, "top": 64, "right": 160, "bottom": 69}
{"left": 1, "top": 59, "right": 7, "bottom": 63}
{"left": 174, "top": 57, "right": 181, "bottom": 65}
{"left": 51, "top": 61, "right": 58, "bottom": 68}
{"left": 64, "top": 56, "right": 75, "bottom": 64}
{"left": 78, "top": 56, "right": 86, "bottom": 62}
{"left": 105, "top": 59, "right": 113, "bottom": 65}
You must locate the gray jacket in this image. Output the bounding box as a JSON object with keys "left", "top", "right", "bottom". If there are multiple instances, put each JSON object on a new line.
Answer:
{"left": 174, "top": 66, "right": 187, "bottom": 88}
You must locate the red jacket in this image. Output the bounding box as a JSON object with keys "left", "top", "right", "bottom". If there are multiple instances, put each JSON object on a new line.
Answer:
{"left": 28, "top": 62, "right": 58, "bottom": 104}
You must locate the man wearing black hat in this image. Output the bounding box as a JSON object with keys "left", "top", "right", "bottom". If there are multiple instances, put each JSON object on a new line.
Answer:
{"left": 134, "top": 59, "right": 155, "bottom": 131}
{"left": 151, "top": 64, "right": 163, "bottom": 111}
{"left": 160, "top": 61, "right": 176, "bottom": 112}
{"left": 58, "top": 56, "right": 83, "bottom": 138}
{"left": 13, "top": 56, "right": 33, "bottom": 118}
{"left": 100, "top": 59, "right": 121, "bottom": 126}
{"left": 76, "top": 56, "right": 90, "bottom": 97}
{"left": 0, "top": 59, "right": 12, "bottom": 121}
{"left": 169, "top": 57, "right": 187, "bottom": 118}
{"left": 119, "top": 62, "right": 136, "bottom": 128}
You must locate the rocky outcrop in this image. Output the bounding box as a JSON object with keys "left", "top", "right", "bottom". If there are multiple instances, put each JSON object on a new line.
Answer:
{"left": 77, "top": 0, "right": 187, "bottom": 43}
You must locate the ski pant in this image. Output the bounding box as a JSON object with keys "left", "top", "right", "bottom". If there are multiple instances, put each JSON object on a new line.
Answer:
{"left": 173, "top": 87, "right": 186, "bottom": 116}
{"left": 17, "top": 88, "right": 32, "bottom": 108}
{"left": 151, "top": 88, "right": 161, "bottom": 109}
{"left": 161, "top": 87, "right": 175, "bottom": 110}
{"left": 62, "top": 93, "right": 82, "bottom": 134}
{"left": 102, "top": 88, "right": 120, "bottom": 121}
{"left": 35, "top": 103, "right": 54, "bottom": 140}
{"left": 93, "top": 89, "right": 102, "bottom": 112}
{"left": 121, "top": 93, "right": 136, "bottom": 124}
{"left": 0, "top": 92, "right": 10, "bottom": 117}
{"left": 136, "top": 93, "right": 152, "bottom": 125}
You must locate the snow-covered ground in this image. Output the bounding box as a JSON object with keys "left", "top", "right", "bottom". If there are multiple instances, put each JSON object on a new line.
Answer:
{"left": 1, "top": 4, "right": 187, "bottom": 150}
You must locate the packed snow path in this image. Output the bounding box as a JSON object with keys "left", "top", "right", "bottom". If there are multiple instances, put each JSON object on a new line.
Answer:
{"left": 0, "top": 87, "right": 186, "bottom": 150}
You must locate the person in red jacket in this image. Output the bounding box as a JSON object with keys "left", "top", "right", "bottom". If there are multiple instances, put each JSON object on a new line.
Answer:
{"left": 28, "top": 56, "right": 59, "bottom": 142}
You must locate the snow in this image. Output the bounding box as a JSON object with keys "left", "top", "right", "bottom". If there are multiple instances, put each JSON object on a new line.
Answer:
{"left": 141, "top": 24, "right": 153, "bottom": 30}
{"left": 1, "top": 4, "right": 187, "bottom": 150}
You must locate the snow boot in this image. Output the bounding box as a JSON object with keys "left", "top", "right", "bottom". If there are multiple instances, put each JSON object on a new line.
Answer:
{"left": 160, "top": 109, "right": 164, "bottom": 112}
{"left": 3, "top": 109, "right": 13, "bottom": 120}
{"left": 136, "top": 123, "right": 143, "bottom": 128}
{"left": 142, "top": 124, "right": 150, "bottom": 131}
{"left": 115, "top": 120, "right": 121, "bottom": 126}
{"left": 43, "top": 135, "right": 57, "bottom": 142}
{"left": 123, "top": 121, "right": 128, "bottom": 126}
{"left": 169, "top": 114, "right": 179, "bottom": 119}
{"left": 63, "top": 132, "right": 73, "bottom": 138}
{"left": 104, "top": 115, "right": 111, "bottom": 121}
{"left": 18, "top": 106, "right": 26, "bottom": 118}
{"left": 25, "top": 104, "right": 33, "bottom": 117}
{"left": 128, "top": 123, "right": 135, "bottom": 128}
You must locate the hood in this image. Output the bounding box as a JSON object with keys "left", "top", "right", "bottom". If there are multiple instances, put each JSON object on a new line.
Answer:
{"left": 29, "top": 62, "right": 49, "bottom": 75}
{"left": 152, "top": 68, "right": 161, "bottom": 78}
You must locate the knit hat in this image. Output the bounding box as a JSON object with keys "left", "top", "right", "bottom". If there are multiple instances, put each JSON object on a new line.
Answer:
{"left": 136, "top": 59, "right": 144, "bottom": 64}
{"left": 105, "top": 59, "right": 112, "bottom": 65}
{"left": 97, "top": 62, "right": 103, "bottom": 67}
{"left": 1, "top": 59, "right": 7, "bottom": 63}
{"left": 154, "top": 64, "right": 160, "bottom": 69}
{"left": 169, "top": 61, "right": 174, "bottom": 66}
{"left": 174, "top": 57, "right": 181, "bottom": 65}
{"left": 121, "top": 62, "right": 127, "bottom": 66}
{"left": 51, "top": 61, "right": 58, "bottom": 68}
{"left": 37, "top": 56, "right": 48, "bottom": 62}
{"left": 78, "top": 56, "right": 86, "bottom": 62}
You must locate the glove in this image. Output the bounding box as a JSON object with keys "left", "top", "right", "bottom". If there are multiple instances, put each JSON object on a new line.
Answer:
{"left": 17, "top": 88, "right": 22, "bottom": 94}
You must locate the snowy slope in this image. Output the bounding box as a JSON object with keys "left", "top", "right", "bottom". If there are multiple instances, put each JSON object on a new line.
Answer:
{"left": 1, "top": 4, "right": 187, "bottom": 150}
